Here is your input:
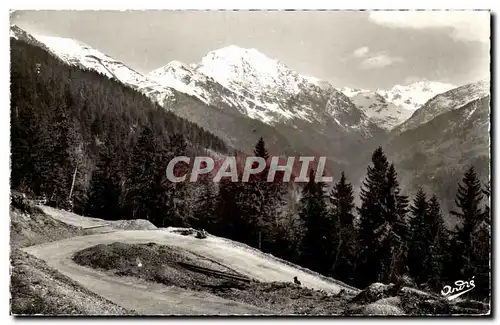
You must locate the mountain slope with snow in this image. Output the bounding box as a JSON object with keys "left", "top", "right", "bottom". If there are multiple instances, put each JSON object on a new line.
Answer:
{"left": 10, "top": 25, "right": 50, "bottom": 51}
{"left": 393, "top": 79, "right": 490, "bottom": 133}
{"left": 340, "top": 81, "right": 455, "bottom": 130}
{"left": 28, "top": 33, "right": 175, "bottom": 107}
{"left": 150, "top": 45, "right": 381, "bottom": 138}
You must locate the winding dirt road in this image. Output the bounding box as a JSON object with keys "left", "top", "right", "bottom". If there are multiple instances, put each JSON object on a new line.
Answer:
{"left": 23, "top": 207, "right": 357, "bottom": 315}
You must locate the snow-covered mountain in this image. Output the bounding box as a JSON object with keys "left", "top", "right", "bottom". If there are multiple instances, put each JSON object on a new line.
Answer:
{"left": 150, "top": 45, "right": 380, "bottom": 138}
{"left": 394, "top": 79, "right": 490, "bottom": 133}
{"left": 10, "top": 25, "right": 50, "bottom": 51}
{"left": 27, "top": 33, "right": 175, "bottom": 107}
{"left": 340, "top": 81, "right": 455, "bottom": 130}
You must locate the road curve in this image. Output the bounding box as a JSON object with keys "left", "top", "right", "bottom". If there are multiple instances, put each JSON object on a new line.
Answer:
{"left": 23, "top": 229, "right": 355, "bottom": 314}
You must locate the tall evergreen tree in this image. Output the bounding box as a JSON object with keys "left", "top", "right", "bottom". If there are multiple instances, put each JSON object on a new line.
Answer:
{"left": 426, "top": 195, "right": 448, "bottom": 291}
{"left": 165, "top": 133, "right": 191, "bottom": 227}
{"left": 408, "top": 188, "right": 430, "bottom": 284}
{"left": 240, "top": 138, "right": 286, "bottom": 251}
{"left": 191, "top": 161, "right": 218, "bottom": 232}
{"left": 328, "top": 172, "right": 357, "bottom": 284}
{"left": 381, "top": 163, "right": 410, "bottom": 283}
{"left": 449, "top": 166, "right": 484, "bottom": 280}
{"left": 253, "top": 137, "right": 269, "bottom": 160}
{"left": 215, "top": 176, "right": 253, "bottom": 243}
{"left": 356, "top": 147, "right": 389, "bottom": 287}
{"left": 299, "top": 169, "right": 332, "bottom": 274}
{"left": 122, "top": 126, "right": 175, "bottom": 226}
{"left": 356, "top": 148, "right": 410, "bottom": 287}
{"left": 86, "top": 145, "right": 123, "bottom": 220}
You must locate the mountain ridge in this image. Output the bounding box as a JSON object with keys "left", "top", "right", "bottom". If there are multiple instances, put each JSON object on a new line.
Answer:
{"left": 340, "top": 81, "right": 455, "bottom": 130}
{"left": 150, "top": 45, "right": 382, "bottom": 140}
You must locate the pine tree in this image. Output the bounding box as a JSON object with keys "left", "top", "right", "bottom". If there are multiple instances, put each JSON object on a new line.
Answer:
{"left": 356, "top": 148, "right": 410, "bottom": 287}
{"left": 299, "top": 169, "right": 332, "bottom": 274}
{"left": 450, "top": 166, "right": 484, "bottom": 280}
{"left": 86, "top": 146, "right": 123, "bottom": 219}
{"left": 382, "top": 163, "right": 410, "bottom": 283}
{"left": 215, "top": 177, "right": 252, "bottom": 243}
{"left": 240, "top": 138, "right": 286, "bottom": 251}
{"left": 122, "top": 126, "right": 173, "bottom": 226}
{"left": 164, "top": 133, "right": 191, "bottom": 227}
{"left": 253, "top": 137, "right": 269, "bottom": 161}
{"left": 427, "top": 195, "right": 448, "bottom": 291}
{"left": 46, "top": 89, "right": 79, "bottom": 208}
{"left": 328, "top": 171, "right": 357, "bottom": 284}
{"left": 408, "top": 188, "right": 429, "bottom": 284}
{"left": 450, "top": 174, "right": 490, "bottom": 300}
{"left": 192, "top": 180, "right": 218, "bottom": 231}
{"left": 356, "top": 147, "right": 389, "bottom": 287}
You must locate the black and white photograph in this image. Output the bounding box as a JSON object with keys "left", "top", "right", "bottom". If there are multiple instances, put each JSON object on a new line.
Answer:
{"left": 9, "top": 9, "right": 491, "bottom": 316}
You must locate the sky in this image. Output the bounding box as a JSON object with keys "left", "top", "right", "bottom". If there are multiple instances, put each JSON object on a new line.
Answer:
{"left": 11, "top": 10, "right": 490, "bottom": 89}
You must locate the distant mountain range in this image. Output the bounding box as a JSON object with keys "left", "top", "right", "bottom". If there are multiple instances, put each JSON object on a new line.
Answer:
{"left": 10, "top": 25, "right": 491, "bottom": 220}
{"left": 341, "top": 82, "right": 455, "bottom": 130}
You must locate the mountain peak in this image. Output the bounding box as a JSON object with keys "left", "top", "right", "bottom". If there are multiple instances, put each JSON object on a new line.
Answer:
{"left": 148, "top": 45, "right": 379, "bottom": 136}
{"left": 202, "top": 45, "right": 273, "bottom": 62}
{"left": 150, "top": 60, "right": 190, "bottom": 76}
{"left": 197, "top": 45, "right": 292, "bottom": 89}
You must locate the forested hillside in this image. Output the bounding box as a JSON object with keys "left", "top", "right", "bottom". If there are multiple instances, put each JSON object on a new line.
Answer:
{"left": 10, "top": 39, "right": 228, "bottom": 220}
{"left": 10, "top": 38, "right": 490, "bottom": 301}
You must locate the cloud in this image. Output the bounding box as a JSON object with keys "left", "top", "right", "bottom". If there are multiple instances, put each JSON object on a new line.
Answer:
{"left": 360, "top": 53, "right": 404, "bottom": 70}
{"left": 351, "top": 46, "right": 404, "bottom": 69}
{"left": 353, "top": 46, "right": 369, "bottom": 58}
{"left": 369, "top": 11, "right": 490, "bottom": 43}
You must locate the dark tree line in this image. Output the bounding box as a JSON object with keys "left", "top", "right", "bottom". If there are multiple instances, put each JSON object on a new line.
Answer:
{"left": 10, "top": 38, "right": 490, "bottom": 301}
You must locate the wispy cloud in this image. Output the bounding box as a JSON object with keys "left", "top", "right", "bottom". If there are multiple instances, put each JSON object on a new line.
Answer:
{"left": 360, "top": 53, "right": 404, "bottom": 69}
{"left": 351, "top": 46, "right": 403, "bottom": 69}
{"left": 353, "top": 46, "right": 369, "bottom": 58}
{"left": 368, "top": 11, "right": 490, "bottom": 43}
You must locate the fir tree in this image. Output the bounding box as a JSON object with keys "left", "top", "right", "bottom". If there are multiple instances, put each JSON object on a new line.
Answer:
{"left": 165, "top": 133, "right": 191, "bottom": 227}
{"left": 356, "top": 147, "right": 389, "bottom": 287}
{"left": 427, "top": 195, "right": 448, "bottom": 291}
{"left": 328, "top": 171, "right": 357, "bottom": 284}
{"left": 450, "top": 166, "right": 484, "bottom": 280}
{"left": 299, "top": 169, "right": 332, "bottom": 274}
{"left": 240, "top": 138, "right": 286, "bottom": 251}
{"left": 408, "top": 188, "right": 429, "bottom": 284}
{"left": 215, "top": 177, "right": 253, "bottom": 243}
{"left": 253, "top": 137, "right": 269, "bottom": 161}
{"left": 382, "top": 163, "right": 410, "bottom": 282}
{"left": 86, "top": 146, "right": 123, "bottom": 219}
